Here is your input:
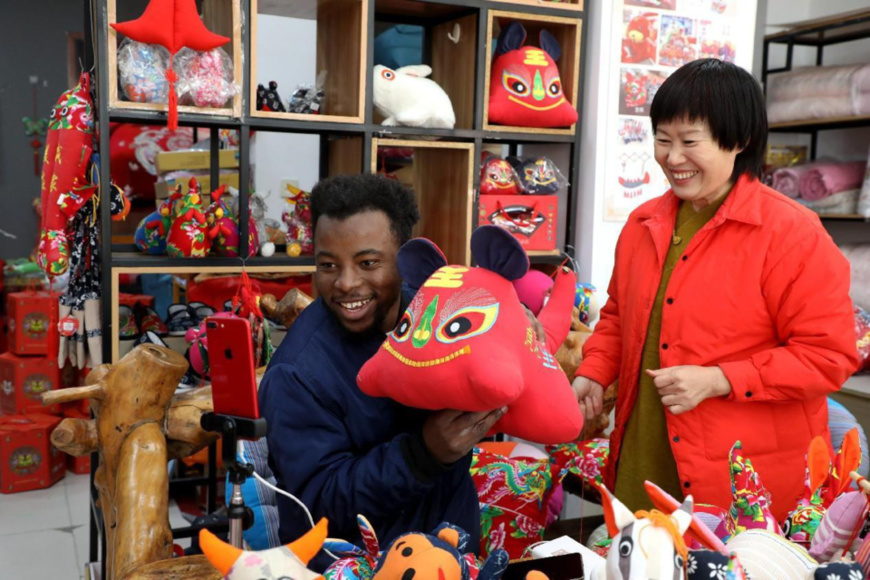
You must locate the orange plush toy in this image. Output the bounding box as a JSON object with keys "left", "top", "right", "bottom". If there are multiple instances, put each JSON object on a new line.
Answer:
{"left": 357, "top": 225, "right": 583, "bottom": 444}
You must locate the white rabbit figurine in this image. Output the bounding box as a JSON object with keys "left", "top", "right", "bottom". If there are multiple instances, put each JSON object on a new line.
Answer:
{"left": 373, "top": 64, "right": 456, "bottom": 129}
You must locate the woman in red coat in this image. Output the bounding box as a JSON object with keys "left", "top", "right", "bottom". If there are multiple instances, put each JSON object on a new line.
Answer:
{"left": 573, "top": 59, "right": 860, "bottom": 519}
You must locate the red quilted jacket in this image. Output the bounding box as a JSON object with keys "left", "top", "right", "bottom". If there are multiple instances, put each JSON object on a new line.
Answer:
{"left": 577, "top": 175, "right": 860, "bottom": 520}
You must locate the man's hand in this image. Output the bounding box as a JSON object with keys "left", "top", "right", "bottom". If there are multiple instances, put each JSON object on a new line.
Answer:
{"left": 572, "top": 375, "right": 604, "bottom": 421}
{"left": 422, "top": 408, "right": 507, "bottom": 464}
{"left": 522, "top": 305, "right": 547, "bottom": 344}
{"left": 646, "top": 365, "right": 732, "bottom": 415}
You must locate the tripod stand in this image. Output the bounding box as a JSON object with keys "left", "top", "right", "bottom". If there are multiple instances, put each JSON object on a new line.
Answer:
{"left": 200, "top": 412, "right": 268, "bottom": 548}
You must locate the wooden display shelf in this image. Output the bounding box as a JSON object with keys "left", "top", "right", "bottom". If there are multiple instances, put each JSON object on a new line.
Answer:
{"left": 491, "top": 0, "right": 583, "bottom": 13}
{"left": 483, "top": 10, "right": 582, "bottom": 136}
{"left": 107, "top": 0, "right": 243, "bottom": 118}
{"left": 373, "top": 1, "right": 478, "bottom": 130}
{"left": 250, "top": 0, "right": 367, "bottom": 123}
{"left": 372, "top": 138, "right": 474, "bottom": 265}
{"left": 110, "top": 265, "right": 314, "bottom": 363}
{"left": 768, "top": 114, "right": 870, "bottom": 132}
{"left": 765, "top": 8, "right": 870, "bottom": 46}
{"left": 817, "top": 214, "right": 870, "bottom": 221}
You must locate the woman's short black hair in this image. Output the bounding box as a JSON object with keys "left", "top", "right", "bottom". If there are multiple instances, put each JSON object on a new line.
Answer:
{"left": 650, "top": 58, "right": 768, "bottom": 181}
{"left": 310, "top": 174, "right": 421, "bottom": 245}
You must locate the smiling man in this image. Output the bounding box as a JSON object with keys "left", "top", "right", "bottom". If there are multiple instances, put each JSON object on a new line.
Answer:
{"left": 258, "top": 174, "right": 505, "bottom": 571}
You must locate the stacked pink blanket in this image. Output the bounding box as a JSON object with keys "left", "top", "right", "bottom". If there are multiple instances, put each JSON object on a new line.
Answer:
{"left": 771, "top": 161, "right": 866, "bottom": 201}
{"left": 767, "top": 63, "right": 870, "bottom": 124}
{"left": 799, "top": 161, "right": 866, "bottom": 201}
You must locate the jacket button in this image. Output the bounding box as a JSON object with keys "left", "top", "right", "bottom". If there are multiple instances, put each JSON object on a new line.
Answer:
{"left": 662, "top": 343, "right": 669, "bottom": 350}
{"left": 673, "top": 436, "right": 680, "bottom": 443}
{"left": 745, "top": 391, "right": 753, "bottom": 398}
{"left": 684, "top": 481, "right": 691, "bottom": 488}
{"left": 666, "top": 298, "right": 674, "bottom": 305}
{"left": 682, "top": 255, "right": 688, "bottom": 261}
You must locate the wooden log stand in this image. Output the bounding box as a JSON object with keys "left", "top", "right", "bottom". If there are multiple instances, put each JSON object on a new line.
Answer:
{"left": 41, "top": 344, "right": 221, "bottom": 580}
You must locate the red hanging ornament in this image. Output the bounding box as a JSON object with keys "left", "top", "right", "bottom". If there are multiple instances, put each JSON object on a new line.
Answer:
{"left": 111, "top": 0, "right": 230, "bottom": 130}
{"left": 30, "top": 138, "right": 43, "bottom": 176}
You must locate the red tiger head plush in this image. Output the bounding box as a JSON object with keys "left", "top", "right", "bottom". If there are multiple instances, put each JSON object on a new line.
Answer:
{"left": 488, "top": 22, "right": 579, "bottom": 129}
{"left": 357, "top": 226, "right": 583, "bottom": 444}
{"left": 480, "top": 155, "right": 521, "bottom": 196}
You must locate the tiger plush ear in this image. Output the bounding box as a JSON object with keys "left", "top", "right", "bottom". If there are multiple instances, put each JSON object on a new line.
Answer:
{"left": 539, "top": 30, "right": 562, "bottom": 62}
{"left": 496, "top": 21, "right": 527, "bottom": 56}
{"left": 432, "top": 522, "right": 469, "bottom": 552}
{"left": 471, "top": 225, "right": 529, "bottom": 281}
{"left": 398, "top": 238, "right": 448, "bottom": 294}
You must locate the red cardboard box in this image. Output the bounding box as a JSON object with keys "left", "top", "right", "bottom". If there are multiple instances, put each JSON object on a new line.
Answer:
{"left": 0, "top": 352, "right": 60, "bottom": 415}
{"left": 478, "top": 195, "right": 558, "bottom": 251}
{"left": 67, "top": 453, "right": 91, "bottom": 475}
{"left": 0, "top": 414, "right": 65, "bottom": 493}
{"left": 7, "top": 291, "right": 58, "bottom": 356}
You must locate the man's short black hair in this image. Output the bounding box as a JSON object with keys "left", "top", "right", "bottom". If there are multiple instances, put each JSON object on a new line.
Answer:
{"left": 650, "top": 58, "right": 768, "bottom": 181}
{"left": 310, "top": 174, "right": 421, "bottom": 245}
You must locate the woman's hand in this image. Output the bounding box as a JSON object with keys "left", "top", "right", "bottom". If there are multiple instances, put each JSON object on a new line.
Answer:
{"left": 572, "top": 375, "right": 605, "bottom": 421}
{"left": 646, "top": 366, "right": 732, "bottom": 415}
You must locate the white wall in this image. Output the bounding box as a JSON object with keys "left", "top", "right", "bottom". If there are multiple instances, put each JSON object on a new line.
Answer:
{"left": 252, "top": 14, "right": 321, "bottom": 225}
{"left": 576, "top": 0, "right": 870, "bottom": 295}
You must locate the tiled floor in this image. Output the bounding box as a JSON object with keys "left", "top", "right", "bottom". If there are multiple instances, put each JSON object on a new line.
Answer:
{"left": 0, "top": 473, "right": 189, "bottom": 580}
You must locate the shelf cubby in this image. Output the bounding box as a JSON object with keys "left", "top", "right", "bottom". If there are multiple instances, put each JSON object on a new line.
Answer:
{"left": 107, "top": 0, "right": 243, "bottom": 119}
{"left": 373, "top": 0, "right": 478, "bottom": 130}
{"left": 372, "top": 138, "right": 474, "bottom": 265}
{"left": 250, "top": 0, "right": 367, "bottom": 123}
{"left": 110, "top": 265, "right": 314, "bottom": 363}
{"left": 490, "top": 0, "right": 583, "bottom": 13}
{"left": 483, "top": 10, "right": 582, "bottom": 136}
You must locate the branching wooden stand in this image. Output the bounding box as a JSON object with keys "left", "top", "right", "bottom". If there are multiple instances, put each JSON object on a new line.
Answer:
{"left": 41, "top": 344, "right": 221, "bottom": 580}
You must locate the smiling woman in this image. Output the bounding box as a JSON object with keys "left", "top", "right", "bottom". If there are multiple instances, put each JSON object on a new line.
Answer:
{"left": 573, "top": 58, "right": 860, "bottom": 518}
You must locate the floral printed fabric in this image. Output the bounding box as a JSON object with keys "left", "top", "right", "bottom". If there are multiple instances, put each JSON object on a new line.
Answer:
{"left": 727, "top": 441, "right": 782, "bottom": 537}
{"left": 547, "top": 439, "right": 610, "bottom": 489}
{"left": 471, "top": 446, "right": 575, "bottom": 559}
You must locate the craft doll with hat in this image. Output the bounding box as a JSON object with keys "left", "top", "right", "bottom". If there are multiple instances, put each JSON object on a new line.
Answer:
{"left": 166, "top": 177, "right": 211, "bottom": 258}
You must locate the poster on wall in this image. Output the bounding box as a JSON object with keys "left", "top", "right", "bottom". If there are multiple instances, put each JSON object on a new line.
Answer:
{"left": 604, "top": 0, "right": 758, "bottom": 222}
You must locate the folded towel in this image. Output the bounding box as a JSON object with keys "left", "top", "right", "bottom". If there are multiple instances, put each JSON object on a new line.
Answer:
{"left": 858, "top": 146, "right": 870, "bottom": 218}
{"left": 772, "top": 164, "right": 815, "bottom": 198}
{"left": 767, "top": 65, "right": 861, "bottom": 101}
{"left": 768, "top": 96, "right": 856, "bottom": 124}
{"left": 799, "top": 161, "right": 866, "bottom": 201}
{"left": 852, "top": 63, "right": 870, "bottom": 95}
{"left": 796, "top": 188, "right": 859, "bottom": 214}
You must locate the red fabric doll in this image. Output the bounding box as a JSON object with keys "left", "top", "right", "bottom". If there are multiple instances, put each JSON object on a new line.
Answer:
{"left": 37, "top": 73, "right": 96, "bottom": 276}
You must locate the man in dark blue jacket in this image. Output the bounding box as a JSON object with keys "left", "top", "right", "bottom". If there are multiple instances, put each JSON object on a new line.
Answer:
{"left": 258, "top": 174, "right": 505, "bottom": 571}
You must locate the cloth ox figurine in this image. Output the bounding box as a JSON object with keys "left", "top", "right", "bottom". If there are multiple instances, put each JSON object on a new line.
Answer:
{"left": 594, "top": 484, "right": 694, "bottom": 580}
{"left": 200, "top": 518, "right": 328, "bottom": 580}
{"left": 357, "top": 225, "right": 583, "bottom": 444}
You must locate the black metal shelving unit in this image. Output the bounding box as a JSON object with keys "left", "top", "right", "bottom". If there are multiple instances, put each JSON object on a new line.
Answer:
{"left": 763, "top": 8, "right": 870, "bottom": 222}
{"left": 86, "top": 0, "right": 588, "bottom": 571}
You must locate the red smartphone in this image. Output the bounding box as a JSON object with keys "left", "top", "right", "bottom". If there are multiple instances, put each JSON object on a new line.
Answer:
{"left": 206, "top": 316, "right": 260, "bottom": 419}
